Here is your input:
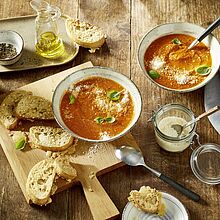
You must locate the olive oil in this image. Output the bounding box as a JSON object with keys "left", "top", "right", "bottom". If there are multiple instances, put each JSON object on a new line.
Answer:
{"left": 35, "top": 31, "right": 64, "bottom": 58}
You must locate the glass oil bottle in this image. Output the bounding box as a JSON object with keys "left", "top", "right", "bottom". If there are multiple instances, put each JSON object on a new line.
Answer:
{"left": 30, "top": 0, "right": 64, "bottom": 58}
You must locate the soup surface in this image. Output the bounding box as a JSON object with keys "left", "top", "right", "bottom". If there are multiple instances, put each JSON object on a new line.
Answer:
{"left": 60, "top": 76, "right": 134, "bottom": 140}
{"left": 144, "top": 34, "right": 212, "bottom": 89}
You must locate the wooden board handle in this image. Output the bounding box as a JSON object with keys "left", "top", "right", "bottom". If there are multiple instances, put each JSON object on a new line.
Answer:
{"left": 80, "top": 175, "right": 119, "bottom": 220}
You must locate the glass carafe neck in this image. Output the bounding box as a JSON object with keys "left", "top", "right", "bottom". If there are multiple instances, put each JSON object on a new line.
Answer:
{"left": 30, "top": 0, "right": 61, "bottom": 22}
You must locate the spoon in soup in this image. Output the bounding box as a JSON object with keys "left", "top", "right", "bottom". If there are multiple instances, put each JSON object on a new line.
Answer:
{"left": 115, "top": 145, "right": 200, "bottom": 201}
{"left": 188, "top": 16, "right": 220, "bottom": 49}
{"left": 171, "top": 105, "right": 220, "bottom": 136}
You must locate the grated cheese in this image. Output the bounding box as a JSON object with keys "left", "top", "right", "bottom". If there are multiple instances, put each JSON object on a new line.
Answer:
{"left": 150, "top": 57, "right": 165, "bottom": 70}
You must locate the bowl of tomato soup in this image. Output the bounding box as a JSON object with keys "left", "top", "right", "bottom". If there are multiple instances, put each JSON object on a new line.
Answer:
{"left": 138, "top": 22, "right": 220, "bottom": 92}
{"left": 52, "top": 66, "right": 142, "bottom": 142}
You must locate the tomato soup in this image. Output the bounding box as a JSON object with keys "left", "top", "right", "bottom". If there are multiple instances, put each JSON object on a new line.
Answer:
{"left": 60, "top": 77, "right": 134, "bottom": 140}
{"left": 144, "top": 34, "right": 212, "bottom": 89}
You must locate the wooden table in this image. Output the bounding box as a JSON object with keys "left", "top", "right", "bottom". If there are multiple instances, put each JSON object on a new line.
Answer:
{"left": 0, "top": 0, "right": 220, "bottom": 219}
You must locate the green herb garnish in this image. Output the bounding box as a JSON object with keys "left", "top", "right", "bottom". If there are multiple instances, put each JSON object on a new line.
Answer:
{"left": 172, "top": 38, "right": 182, "bottom": 45}
{"left": 107, "top": 90, "right": 120, "bottom": 101}
{"left": 148, "top": 70, "right": 160, "bottom": 79}
{"left": 195, "top": 65, "right": 211, "bottom": 75}
{"left": 15, "top": 138, "right": 26, "bottom": 150}
{"left": 95, "top": 117, "right": 104, "bottom": 124}
{"left": 105, "top": 116, "right": 116, "bottom": 123}
{"left": 69, "top": 94, "right": 75, "bottom": 104}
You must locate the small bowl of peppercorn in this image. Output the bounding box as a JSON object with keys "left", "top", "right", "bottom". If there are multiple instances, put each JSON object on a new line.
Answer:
{"left": 0, "top": 30, "right": 24, "bottom": 66}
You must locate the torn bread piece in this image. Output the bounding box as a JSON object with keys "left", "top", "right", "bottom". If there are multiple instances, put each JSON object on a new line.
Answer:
{"left": 26, "top": 158, "right": 57, "bottom": 206}
{"left": 29, "top": 126, "right": 76, "bottom": 151}
{"left": 0, "top": 90, "right": 32, "bottom": 129}
{"left": 128, "top": 186, "right": 165, "bottom": 216}
{"left": 55, "top": 156, "right": 77, "bottom": 181}
{"left": 65, "top": 18, "right": 106, "bottom": 53}
{"left": 15, "top": 95, "right": 54, "bottom": 120}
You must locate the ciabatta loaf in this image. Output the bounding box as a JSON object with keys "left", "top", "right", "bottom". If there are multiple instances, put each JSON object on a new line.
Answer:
{"left": 65, "top": 18, "right": 106, "bottom": 52}
{"left": 0, "top": 90, "right": 32, "bottom": 129}
{"left": 128, "top": 186, "right": 165, "bottom": 216}
{"left": 29, "top": 126, "right": 75, "bottom": 151}
{"left": 15, "top": 95, "right": 54, "bottom": 120}
{"left": 26, "top": 158, "right": 57, "bottom": 206}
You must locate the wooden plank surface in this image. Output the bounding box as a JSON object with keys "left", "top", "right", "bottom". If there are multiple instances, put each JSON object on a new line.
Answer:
{"left": 0, "top": 0, "right": 220, "bottom": 220}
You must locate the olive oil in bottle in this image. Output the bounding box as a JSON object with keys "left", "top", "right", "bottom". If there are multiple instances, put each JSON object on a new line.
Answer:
{"left": 35, "top": 31, "right": 64, "bottom": 58}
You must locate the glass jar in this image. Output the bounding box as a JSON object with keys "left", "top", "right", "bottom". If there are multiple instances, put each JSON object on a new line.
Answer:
{"left": 152, "top": 103, "right": 196, "bottom": 152}
{"left": 30, "top": 0, "right": 65, "bottom": 58}
{"left": 190, "top": 134, "right": 220, "bottom": 185}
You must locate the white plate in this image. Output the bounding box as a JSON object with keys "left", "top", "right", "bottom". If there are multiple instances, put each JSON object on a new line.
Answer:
{"left": 122, "top": 192, "right": 189, "bottom": 220}
{"left": 204, "top": 72, "right": 220, "bottom": 134}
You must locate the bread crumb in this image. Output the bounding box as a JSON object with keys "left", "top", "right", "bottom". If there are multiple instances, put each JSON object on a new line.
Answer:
{"left": 89, "top": 171, "right": 95, "bottom": 179}
{"left": 88, "top": 187, "right": 94, "bottom": 192}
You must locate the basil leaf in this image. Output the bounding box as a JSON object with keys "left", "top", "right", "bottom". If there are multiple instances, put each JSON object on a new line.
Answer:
{"left": 106, "top": 116, "right": 116, "bottom": 123}
{"left": 107, "top": 90, "right": 120, "bottom": 101}
{"left": 69, "top": 94, "right": 75, "bottom": 104}
{"left": 15, "top": 138, "right": 26, "bottom": 150}
{"left": 172, "top": 38, "right": 182, "bottom": 45}
{"left": 148, "top": 70, "right": 160, "bottom": 79}
{"left": 95, "top": 117, "right": 104, "bottom": 124}
{"left": 195, "top": 65, "right": 211, "bottom": 75}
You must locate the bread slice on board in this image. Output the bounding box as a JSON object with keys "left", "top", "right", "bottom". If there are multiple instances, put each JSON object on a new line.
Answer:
{"left": 26, "top": 157, "right": 77, "bottom": 205}
{"left": 15, "top": 95, "right": 54, "bottom": 120}
{"left": 29, "top": 126, "right": 75, "bottom": 151}
{"left": 0, "top": 90, "right": 32, "bottom": 129}
{"left": 55, "top": 156, "right": 77, "bottom": 181}
{"left": 26, "top": 158, "right": 57, "bottom": 206}
{"left": 128, "top": 186, "right": 165, "bottom": 216}
{"left": 65, "top": 18, "right": 106, "bottom": 52}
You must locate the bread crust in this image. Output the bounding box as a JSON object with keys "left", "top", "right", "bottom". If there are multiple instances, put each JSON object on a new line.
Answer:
{"left": 65, "top": 19, "right": 106, "bottom": 50}
{"left": 15, "top": 95, "right": 54, "bottom": 120}
{"left": 29, "top": 126, "right": 76, "bottom": 152}
{"left": 0, "top": 90, "right": 32, "bottom": 129}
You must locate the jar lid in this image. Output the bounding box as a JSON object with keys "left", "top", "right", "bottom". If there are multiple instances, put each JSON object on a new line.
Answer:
{"left": 190, "top": 143, "right": 220, "bottom": 184}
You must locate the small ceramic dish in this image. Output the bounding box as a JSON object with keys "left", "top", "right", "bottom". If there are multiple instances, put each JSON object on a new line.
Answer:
{"left": 122, "top": 192, "right": 190, "bottom": 220}
{"left": 0, "top": 30, "right": 24, "bottom": 66}
{"left": 52, "top": 66, "right": 142, "bottom": 142}
{"left": 138, "top": 22, "right": 220, "bottom": 92}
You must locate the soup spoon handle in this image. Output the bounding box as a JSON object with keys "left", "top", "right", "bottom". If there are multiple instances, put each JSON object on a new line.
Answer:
{"left": 188, "top": 17, "right": 220, "bottom": 49}
{"left": 159, "top": 173, "right": 200, "bottom": 202}
{"left": 141, "top": 163, "right": 200, "bottom": 201}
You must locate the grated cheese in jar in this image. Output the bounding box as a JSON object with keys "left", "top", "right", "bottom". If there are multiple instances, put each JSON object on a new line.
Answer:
{"left": 155, "top": 116, "right": 193, "bottom": 152}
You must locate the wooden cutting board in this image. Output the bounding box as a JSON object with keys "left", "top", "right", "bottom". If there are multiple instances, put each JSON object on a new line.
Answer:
{"left": 0, "top": 62, "right": 140, "bottom": 220}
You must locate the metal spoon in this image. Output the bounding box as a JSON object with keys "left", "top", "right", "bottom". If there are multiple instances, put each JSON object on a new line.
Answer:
{"left": 171, "top": 105, "right": 220, "bottom": 136}
{"left": 188, "top": 17, "right": 220, "bottom": 49}
{"left": 115, "top": 145, "right": 200, "bottom": 202}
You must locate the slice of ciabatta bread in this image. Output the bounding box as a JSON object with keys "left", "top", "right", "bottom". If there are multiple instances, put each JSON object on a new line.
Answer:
{"left": 55, "top": 156, "right": 77, "bottom": 181}
{"left": 0, "top": 90, "right": 32, "bottom": 129}
{"left": 26, "top": 158, "right": 57, "bottom": 206}
{"left": 29, "top": 126, "right": 75, "bottom": 151}
{"left": 128, "top": 186, "right": 165, "bottom": 216}
{"left": 15, "top": 95, "right": 54, "bottom": 120}
{"left": 65, "top": 18, "right": 106, "bottom": 52}
{"left": 26, "top": 157, "right": 78, "bottom": 205}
